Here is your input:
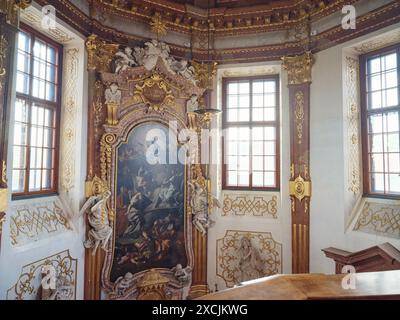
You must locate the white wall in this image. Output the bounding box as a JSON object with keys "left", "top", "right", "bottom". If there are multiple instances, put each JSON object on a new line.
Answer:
{"left": 310, "top": 23, "right": 400, "bottom": 274}
{"left": 0, "top": 4, "right": 88, "bottom": 299}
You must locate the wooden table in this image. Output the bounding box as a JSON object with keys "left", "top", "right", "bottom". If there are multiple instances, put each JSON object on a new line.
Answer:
{"left": 198, "top": 270, "right": 400, "bottom": 300}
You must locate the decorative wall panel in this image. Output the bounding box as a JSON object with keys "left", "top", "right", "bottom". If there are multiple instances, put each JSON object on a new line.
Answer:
{"left": 60, "top": 48, "right": 79, "bottom": 193}
{"left": 6, "top": 250, "right": 77, "bottom": 300}
{"left": 345, "top": 57, "right": 361, "bottom": 196}
{"left": 222, "top": 193, "right": 278, "bottom": 219}
{"left": 353, "top": 201, "right": 400, "bottom": 239}
{"left": 9, "top": 199, "right": 70, "bottom": 246}
{"left": 216, "top": 230, "right": 282, "bottom": 288}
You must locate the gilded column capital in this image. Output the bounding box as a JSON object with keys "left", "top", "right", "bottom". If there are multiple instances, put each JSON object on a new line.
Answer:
{"left": 282, "top": 51, "right": 314, "bottom": 85}
{"left": 85, "top": 34, "right": 119, "bottom": 72}
{"left": 0, "top": 0, "right": 31, "bottom": 26}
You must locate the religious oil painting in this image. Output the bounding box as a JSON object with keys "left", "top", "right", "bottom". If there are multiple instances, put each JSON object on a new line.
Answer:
{"left": 110, "top": 123, "right": 187, "bottom": 282}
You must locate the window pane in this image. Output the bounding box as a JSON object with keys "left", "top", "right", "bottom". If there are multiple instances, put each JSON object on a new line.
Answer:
{"left": 228, "top": 96, "right": 237, "bottom": 108}
{"left": 264, "top": 108, "right": 275, "bottom": 121}
{"left": 253, "top": 108, "right": 263, "bottom": 121}
{"left": 264, "top": 156, "right": 276, "bottom": 171}
{"left": 239, "top": 82, "right": 249, "bottom": 94}
{"left": 369, "top": 74, "right": 381, "bottom": 91}
{"left": 368, "top": 57, "right": 381, "bottom": 74}
{"left": 264, "top": 81, "right": 276, "bottom": 93}
{"left": 253, "top": 172, "right": 263, "bottom": 187}
{"left": 228, "top": 82, "right": 238, "bottom": 94}
{"left": 238, "top": 171, "right": 249, "bottom": 186}
{"left": 265, "top": 141, "right": 275, "bottom": 155}
{"left": 41, "top": 169, "right": 52, "bottom": 189}
{"left": 29, "top": 169, "right": 39, "bottom": 191}
{"left": 369, "top": 91, "right": 382, "bottom": 109}
{"left": 227, "top": 171, "right": 237, "bottom": 186}
{"left": 253, "top": 81, "right": 263, "bottom": 94}
{"left": 16, "top": 72, "right": 29, "bottom": 94}
{"left": 264, "top": 127, "right": 276, "bottom": 140}
{"left": 384, "top": 53, "right": 397, "bottom": 70}
{"left": 18, "top": 32, "right": 31, "bottom": 52}
{"left": 17, "top": 52, "right": 30, "bottom": 73}
{"left": 264, "top": 94, "right": 275, "bottom": 107}
{"left": 228, "top": 109, "right": 238, "bottom": 122}
{"left": 386, "top": 133, "right": 399, "bottom": 152}
{"left": 15, "top": 98, "right": 28, "bottom": 123}
{"left": 389, "top": 174, "right": 400, "bottom": 193}
{"left": 371, "top": 173, "right": 384, "bottom": 192}
{"left": 264, "top": 172, "right": 275, "bottom": 187}
{"left": 386, "top": 112, "right": 399, "bottom": 132}
{"left": 227, "top": 156, "right": 237, "bottom": 170}
{"left": 385, "top": 88, "right": 398, "bottom": 107}
{"left": 239, "top": 95, "right": 249, "bottom": 108}
{"left": 253, "top": 94, "right": 263, "bottom": 107}
{"left": 385, "top": 71, "right": 397, "bottom": 88}
{"left": 370, "top": 134, "right": 383, "bottom": 153}
{"left": 252, "top": 156, "right": 263, "bottom": 171}
{"left": 12, "top": 170, "right": 25, "bottom": 193}
{"left": 370, "top": 153, "right": 384, "bottom": 172}
{"left": 43, "top": 149, "right": 54, "bottom": 169}
{"left": 388, "top": 154, "right": 400, "bottom": 172}
{"left": 13, "top": 146, "right": 26, "bottom": 169}
{"left": 47, "top": 47, "right": 56, "bottom": 64}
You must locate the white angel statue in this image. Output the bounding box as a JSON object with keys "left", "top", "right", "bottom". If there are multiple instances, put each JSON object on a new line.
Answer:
{"left": 188, "top": 181, "right": 220, "bottom": 236}
{"left": 115, "top": 47, "right": 136, "bottom": 73}
{"left": 79, "top": 190, "right": 113, "bottom": 256}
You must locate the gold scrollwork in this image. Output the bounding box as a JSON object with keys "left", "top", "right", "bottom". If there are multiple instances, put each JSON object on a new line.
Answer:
{"left": 294, "top": 91, "right": 304, "bottom": 144}
{"left": 0, "top": 35, "right": 8, "bottom": 91}
{"left": 6, "top": 250, "right": 77, "bottom": 300}
{"left": 222, "top": 194, "right": 278, "bottom": 219}
{"left": 216, "top": 230, "right": 282, "bottom": 288}
{"left": 85, "top": 175, "right": 109, "bottom": 198}
{"left": 85, "top": 34, "right": 119, "bottom": 72}
{"left": 282, "top": 51, "right": 314, "bottom": 85}
{"left": 100, "top": 133, "right": 116, "bottom": 182}
{"left": 0, "top": 188, "right": 8, "bottom": 213}
{"left": 191, "top": 61, "right": 218, "bottom": 89}
{"left": 134, "top": 71, "right": 176, "bottom": 113}
{"left": 150, "top": 12, "right": 168, "bottom": 38}
{"left": 289, "top": 174, "right": 311, "bottom": 201}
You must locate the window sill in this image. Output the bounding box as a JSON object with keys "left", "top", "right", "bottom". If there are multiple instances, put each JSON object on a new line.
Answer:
{"left": 12, "top": 192, "right": 59, "bottom": 202}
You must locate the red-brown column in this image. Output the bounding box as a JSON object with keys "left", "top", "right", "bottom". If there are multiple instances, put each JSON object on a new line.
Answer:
{"left": 283, "top": 52, "right": 314, "bottom": 274}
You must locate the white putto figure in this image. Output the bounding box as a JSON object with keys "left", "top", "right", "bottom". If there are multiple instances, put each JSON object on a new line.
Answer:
{"left": 114, "top": 272, "right": 134, "bottom": 296}
{"left": 115, "top": 47, "right": 136, "bottom": 73}
{"left": 79, "top": 190, "right": 113, "bottom": 256}
{"left": 105, "top": 82, "right": 122, "bottom": 105}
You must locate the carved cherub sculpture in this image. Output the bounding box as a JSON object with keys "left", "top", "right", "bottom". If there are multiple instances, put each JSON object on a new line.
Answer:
{"left": 186, "top": 94, "right": 199, "bottom": 129}
{"left": 171, "top": 264, "right": 192, "bottom": 285}
{"left": 105, "top": 83, "right": 121, "bottom": 125}
{"left": 114, "top": 272, "right": 134, "bottom": 296}
{"left": 115, "top": 47, "right": 136, "bottom": 73}
{"left": 79, "top": 189, "right": 113, "bottom": 256}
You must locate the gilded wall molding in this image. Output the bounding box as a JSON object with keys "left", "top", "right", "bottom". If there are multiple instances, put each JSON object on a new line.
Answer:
{"left": 6, "top": 250, "right": 77, "bottom": 300}
{"left": 353, "top": 201, "right": 400, "bottom": 239}
{"left": 282, "top": 52, "right": 314, "bottom": 85}
{"left": 222, "top": 193, "right": 278, "bottom": 219}
{"left": 352, "top": 30, "right": 400, "bottom": 55}
{"left": 345, "top": 57, "right": 361, "bottom": 196}
{"left": 9, "top": 199, "right": 70, "bottom": 246}
{"left": 0, "top": 35, "right": 8, "bottom": 92}
{"left": 60, "top": 48, "right": 79, "bottom": 193}
{"left": 20, "top": 7, "right": 73, "bottom": 44}
{"left": 216, "top": 230, "right": 282, "bottom": 288}
{"left": 294, "top": 91, "right": 304, "bottom": 144}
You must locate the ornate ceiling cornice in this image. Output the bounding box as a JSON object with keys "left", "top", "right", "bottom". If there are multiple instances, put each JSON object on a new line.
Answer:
{"left": 92, "top": 0, "right": 360, "bottom": 36}
{"left": 34, "top": 0, "right": 400, "bottom": 63}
